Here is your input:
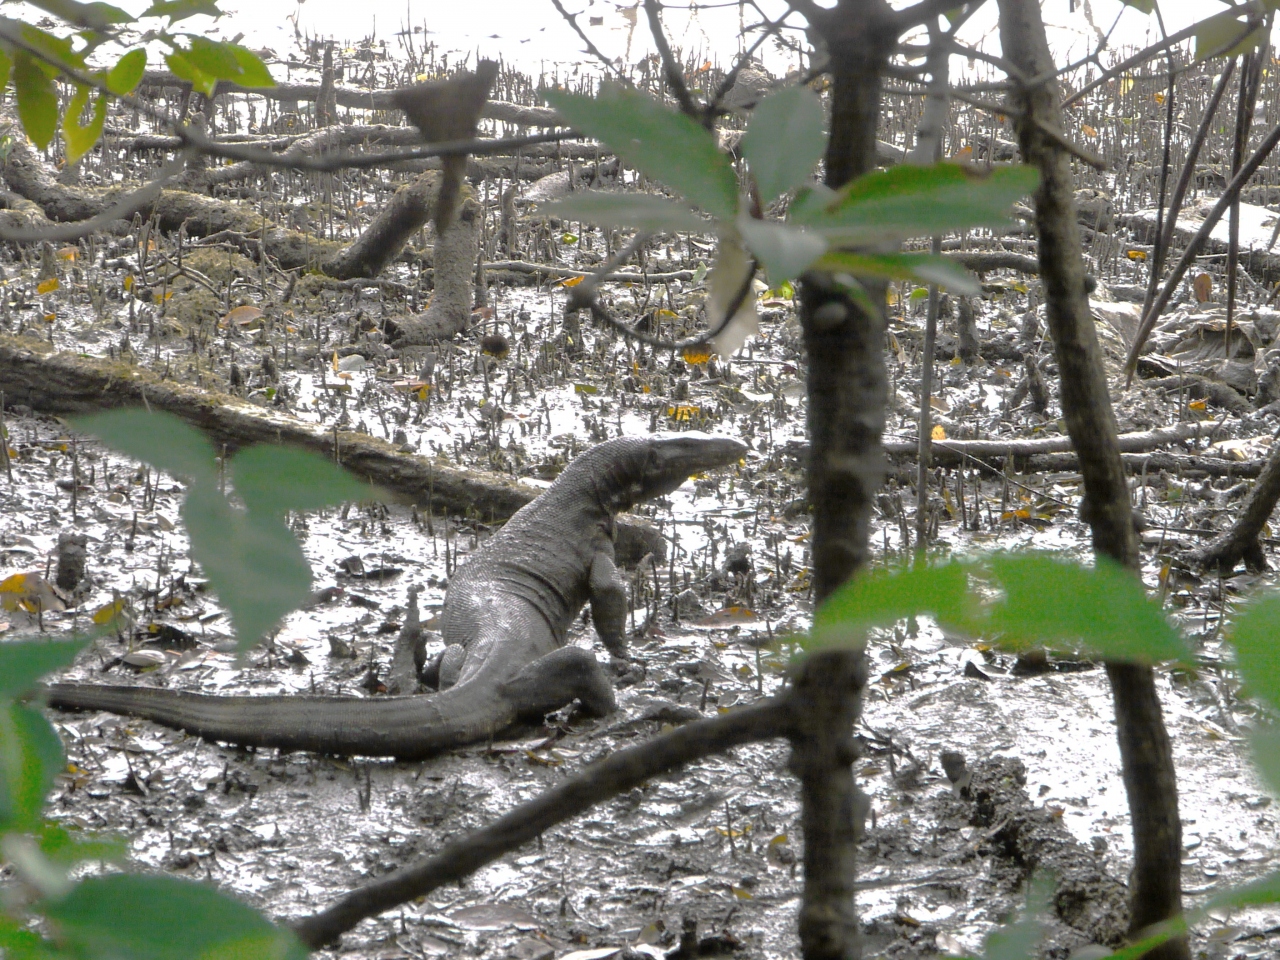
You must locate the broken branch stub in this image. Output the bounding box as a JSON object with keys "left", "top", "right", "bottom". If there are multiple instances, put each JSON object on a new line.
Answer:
{"left": 390, "top": 61, "right": 499, "bottom": 234}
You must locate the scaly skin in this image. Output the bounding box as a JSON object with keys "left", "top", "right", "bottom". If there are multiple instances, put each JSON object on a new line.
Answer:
{"left": 45, "top": 434, "right": 747, "bottom": 760}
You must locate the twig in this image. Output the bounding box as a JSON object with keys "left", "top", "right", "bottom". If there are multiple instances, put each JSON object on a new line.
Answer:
{"left": 1125, "top": 114, "right": 1280, "bottom": 380}
{"left": 1062, "top": 18, "right": 1249, "bottom": 109}
{"left": 643, "top": 0, "right": 701, "bottom": 124}
{"left": 548, "top": 0, "right": 628, "bottom": 82}
{"left": 949, "top": 90, "right": 1106, "bottom": 170}
{"left": 569, "top": 254, "right": 759, "bottom": 352}
{"left": 291, "top": 696, "right": 793, "bottom": 947}
{"left": 707, "top": 4, "right": 799, "bottom": 115}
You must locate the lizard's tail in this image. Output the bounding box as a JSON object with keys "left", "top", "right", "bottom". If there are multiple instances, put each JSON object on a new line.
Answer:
{"left": 43, "top": 682, "right": 514, "bottom": 760}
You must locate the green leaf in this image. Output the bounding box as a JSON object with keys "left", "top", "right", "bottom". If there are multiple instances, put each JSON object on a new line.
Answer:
{"left": 1226, "top": 593, "right": 1280, "bottom": 711}
{"left": 142, "top": 0, "right": 223, "bottom": 23}
{"left": 35, "top": 820, "right": 127, "bottom": 865}
{"left": 18, "top": 24, "right": 85, "bottom": 75}
{"left": 546, "top": 84, "right": 739, "bottom": 221}
{"left": 740, "top": 85, "right": 826, "bottom": 204}
{"left": 40, "top": 874, "right": 308, "bottom": 960}
{"left": 737, "top": 216, "right": 827, "bottom": 286}
{"left": 0, "top": 914, "right": 56, "bottom": 960}
{"left": 817, "top": 251, "right": 981, "bottom": 295}
{"left": 1204, "top": 870, "right": 1280, "bottom": 910}
{"left": 62, "top": 84, "right": 106, "bottom": 166}
{"left": 228, "top": 43, "right": 273, "bottom": 87}
{"left": 0, "top": 48, "right": 12, "bottom": 93}
{"left": 182, "top": 482, "right": 312, "bottom": 650}
{"left": 1089, "top": 930, "right": 1182, "bottom": 960}
{"left": 704, "top": 231, "right": 759, "bottom": 357}
{"left": 26, "top": 0, "right": 131, "bottom": 30}
{"left": 72, "top": 409, "right": 216, "bottom": 486}
{"left": 0, "top": 703, "right": 64, "bottom": 833}
{"left": 986, "top": 554, "right": 1188, "bottom": 661}
{"left": 229, "top": 445, "right": 374, "bottom": 517}
{"left": 1195, "top": 11, "right": 1265, "bottom": 61}
{"left": 983, "top": 872, "right": 1051, "bottom": 960}
{"left": 105, "top": 48, "right": 147, "bottom": 95}
{"left": 794, "top": 162, "right": 1039, "bottom": 245}
{"left": 0, "top": 639, "right": 86, "bottom": 697}
{"left": 809, "top": 560, "right": 974, "bottom": 650}
{"left": 1249, "top": 724, "right": 1280, "bottom": 797}
{"left": 1120, "top": 0, "right": 1154, "bottom": 13}
{"left": 183, "top": 36, "right": 241, "bottom": 81}
{"left": 541, "top": 191, "right": 708, "bottom": 233}
{"left": 165, "top": 49, "right": 216, "bottom": 97}
{"left": 13, "top": 52, "right": 59, "bottom": 150}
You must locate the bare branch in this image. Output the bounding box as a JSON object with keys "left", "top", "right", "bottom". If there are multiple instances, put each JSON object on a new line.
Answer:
{"left": 568, "top": 253, "right": 759, "bottom": 352}
{"left": 549, "top": 0, "right": 629, "bottom": 82}
{"left": 292, "top": 696, "right": 793, "bottom": 948}
{"left": 895, "top": 0, "right": 987, "bottom": 31}
{"left": 707, "top": 3, "right": 799, "bottom": 114}
{"left": 643, "top": 0, "right": 702, "bottom": 123}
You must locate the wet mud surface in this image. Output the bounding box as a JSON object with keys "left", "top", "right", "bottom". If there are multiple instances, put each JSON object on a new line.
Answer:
{"left": 5, "top": 95, "right": 1280, "bottom": 955}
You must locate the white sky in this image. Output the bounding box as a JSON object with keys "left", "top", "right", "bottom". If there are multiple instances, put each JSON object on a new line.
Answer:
{"left": 195, "top": 0, "right": 1242, "bottom": 78}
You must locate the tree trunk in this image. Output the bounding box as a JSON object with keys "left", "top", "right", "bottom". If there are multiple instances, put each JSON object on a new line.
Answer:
{"left": 791, "top": 2, "right": 898, "bottom": 957}
{"left": 390, "top": 197, "right": 482, "bottom": 345}
{"left": 997, "top": 2, "right": 1188, "bottom": 957}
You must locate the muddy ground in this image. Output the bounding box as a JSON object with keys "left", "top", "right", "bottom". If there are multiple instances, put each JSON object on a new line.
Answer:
{"left": 3, "top": 234, "right": 1280, "bottom": 959}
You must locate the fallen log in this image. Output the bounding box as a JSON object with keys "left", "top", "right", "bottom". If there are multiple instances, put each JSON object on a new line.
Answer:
{"left": 483, "top": 260, "right": 697, "bottom": 283}
{"left": 0, "top": 335, "right": 665, "bottom": 564}
{"left": 881, "top": 422, "right": 1209, "bottom": 462}
{"left": 137, "top": 71, "right": 564, "bottom": 127}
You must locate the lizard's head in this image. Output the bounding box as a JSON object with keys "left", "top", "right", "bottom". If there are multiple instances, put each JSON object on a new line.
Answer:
{"left": 604, "top": 433, "right": 748, "bottom": 510}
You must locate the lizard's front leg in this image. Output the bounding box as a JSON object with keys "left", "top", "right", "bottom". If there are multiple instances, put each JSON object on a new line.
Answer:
{"left": 589, "top": 546, "right": 629, "bottom": 659}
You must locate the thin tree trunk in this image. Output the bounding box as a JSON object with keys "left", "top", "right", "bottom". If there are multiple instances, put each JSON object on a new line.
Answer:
{"left": 997, "top": 2, "right": 1188, "bottom": 957}
{"left": 791, "top": 1, "right": 898, "bottom": 957}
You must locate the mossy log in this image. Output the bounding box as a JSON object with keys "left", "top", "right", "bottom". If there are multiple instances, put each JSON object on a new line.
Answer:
{"left": 0, "top": 335, "right": 665, "bottom": 564}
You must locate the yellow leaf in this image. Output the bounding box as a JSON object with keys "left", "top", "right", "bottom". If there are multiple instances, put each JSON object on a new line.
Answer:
{"left": 36, "top": 278, "right": 59, "bottom": 294}
{"left": 657, "top": 308, "right": 679, "bottom": 319}
{"left": 1154, "top": 92, "right": 1165, "bottom": 105}
{"left": 122, "top": 275, "right": 134, "bottom": 292}
{"left": 557, "top": 275, "right": 585, "bottom": 287}
{"left": 92, "top": 598, "right": 127, "bottom": 625}
{"left": 1125, "top": 249, "right": 1147, "bottom": 261}
{"left": 1082, "top": 124, "right": 1099, "bottom": 138}
{"left": 0, "top": 573, "right": 29, "bottom": 594}
{"left": 43, "top": 313, "right": 56, "bottom": 323}
{"left": 162, "top": 291, "right": 174, "bottom": 301}
{"left": 332, "top": 350, "right": 339, "bottom": 373}
{"left": 417, "top": 385, "right": 430, "bottom": 401}
{"left": 682, "top": 347, "right": 711, "bottom": 365}
{"left": 1119, "top": 75, "right": 1134, "bottom": 95}
{"left": 668, "top": 404, "right": 700, "bottom": 421}
{"left": 931, "top": 424, "right": 946, "bottom": 440}
{"left": 56, "top": 246, "right": 78, "bottom": 261}
{"left": 1194, "top": 273, "right": 1213, "bottom": 303}
{"left": 573, "top": 383, "right": 599, "bottom": 394}
{"left": 1188, "top": 399, "right": 1207, "bottom": 411}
